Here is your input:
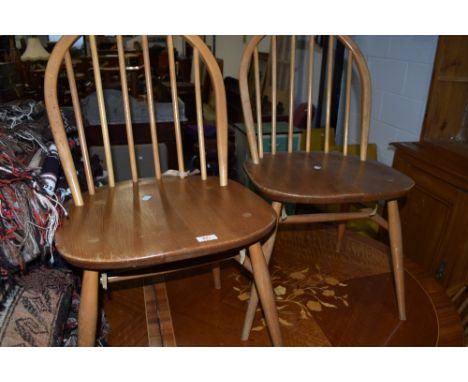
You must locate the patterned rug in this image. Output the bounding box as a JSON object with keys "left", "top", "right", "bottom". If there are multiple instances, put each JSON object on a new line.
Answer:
{"left": 0, "top": 266, "right": 74, "bottom": 346}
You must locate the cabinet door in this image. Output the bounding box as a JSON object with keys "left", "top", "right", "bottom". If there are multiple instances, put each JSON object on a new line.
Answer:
{"left": 399, "top": 183, "right": 452, "bottom": 275}
{"left": 442, "top": 190, "right": 468, "bottom": 288}
{"left": 394, "top": 150, "right": 467, "bottom": 288}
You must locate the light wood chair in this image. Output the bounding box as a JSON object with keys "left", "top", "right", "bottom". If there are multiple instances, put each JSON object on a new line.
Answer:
{"left": 238, "top": 35, "right": 415, "bottom": 340}
{"left": 44, "top": 35, "right": 282, "bottom": 346}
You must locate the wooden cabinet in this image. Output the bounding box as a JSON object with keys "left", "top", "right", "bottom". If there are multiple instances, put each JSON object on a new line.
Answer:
{"left": 421, "top": 36, "right": 468, "bottom": 142}
{"left": 391, "top": 36, "right": 468, "bottom": 290}
{"left": 392, "top": 142, "right": 468, "bottom": 289}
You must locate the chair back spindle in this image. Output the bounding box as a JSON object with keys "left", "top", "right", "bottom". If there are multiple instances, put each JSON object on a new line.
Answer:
{"left": 64, "top": 52, "right": 95, "bottom": 195}
{"left": 305, "top": 36, "right": 315, "bottom": 153}
{"left": 89, "top": 35, "right": 115, "bottom": 187}
{"left": 166, "top": 36, "right": 185, "bottom": 176}
{"left": 193, "top": 49, "right": 207, "bottom": 180}
{"left": 271, "top": 36, "right": 277, "bottom": 155}
{"left": 141, "top": 35, "right": 162, "bottom": 179}
{"left": 324, "top": 35, "right": 334, "bottom": 154}
{"left": 343, "top": 51, "right": 353, "bottom": 156}
{"left": 116, "top": 35, "right": 138, "bottom": 182}
{"left": 287, "top": 35, "right": 296, "bottom": 153}
{"left": 253, "top": 47, "right": 264, "bottom": 159}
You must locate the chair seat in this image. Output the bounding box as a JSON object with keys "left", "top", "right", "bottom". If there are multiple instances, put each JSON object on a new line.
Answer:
{"left": 244, "top": 152, "right": 415, "bottom": 204}
{"left": 55, "top": 177, "right": 276, "bottom": 270}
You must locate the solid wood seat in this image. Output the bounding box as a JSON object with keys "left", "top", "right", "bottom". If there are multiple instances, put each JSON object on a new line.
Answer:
{"left": 56, "top": 176, "right": 276, "bottom": 270}
{"left": 244, "top": 152, "right": 414, "bottom": 204}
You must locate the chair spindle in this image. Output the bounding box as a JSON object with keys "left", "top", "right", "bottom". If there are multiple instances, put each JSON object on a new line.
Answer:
{"left": 166, "top": 36, "right": 185, "bottom": 175}
{"left": 193, "top": 48, "right": 207, "bottom": 180}
{"left": 287, "top": 35, "right": 296, "bottom": 153}
{"left": 117, "top": 35, "right": 138, "bottom": 182}
{"left": 254, "top": 47, "right": 263, "bottom": 158}
{"left": 343, "top": 51, "right": 353, "bottom": 156}
{"left": 271, "top": 36, "right": 277, "bottom": 154}
{"left": 141, "top": 35, "right": 162, "bottom": 179}
{"left": 89, "top": 35, "right": 115, "bottom": 187}
{"left": 324, "top": 35, "right": 334, "bottom": 154}
{"left": 305, "top": 36, "right": 315, "bottom": 153}
{"left": 64, "top": 51, "right": 95, "bottom": 195}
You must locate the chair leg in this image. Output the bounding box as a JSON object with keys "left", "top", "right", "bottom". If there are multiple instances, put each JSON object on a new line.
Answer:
{"left": 336, "top": 204, "right": 350, "bottom": 252}
{"left": 78, "top": 270, "right": 99, "bottom": 346}
{"left": 240, "top": 287, "right": 258, "bottom": 341}
{"left": 248, "top": 242, "right": 283, "bottom": 346}
{"left": 211, "top": 264, "right": 221, "bottom": 290}
{"left": 387, "top": 200, "right": 406, "bottom": 321}
{"left": 241, "top": 202, "right": 282, "bottom": 341}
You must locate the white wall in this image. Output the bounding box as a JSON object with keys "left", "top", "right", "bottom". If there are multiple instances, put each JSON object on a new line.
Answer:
{"left": 214, "top": 35, "right": 271, "bottom": 79}
{"left": 213, "top": 36, "right": 246, "bottom": 78}
{"left": 350, "top": 36, "right": 438, "bottom": 165}
{"left": 214, "top": 36, "right": 322, "bottom": 108}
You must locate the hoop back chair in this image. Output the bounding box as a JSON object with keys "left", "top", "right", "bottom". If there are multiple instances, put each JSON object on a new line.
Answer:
{"left": 45, "top": 35, "right": 282, "bottom": 346}
{"left": 239, "top": 35, "right": 415, "bottom": 340}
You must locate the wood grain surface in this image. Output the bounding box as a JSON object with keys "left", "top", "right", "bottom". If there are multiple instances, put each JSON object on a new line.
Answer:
{"left": 392, "top": 141, "right": 468, "bottom": 291}
{"left": 244, "top": 152, "right": 414, "bottom": 204}
{"left": 421, "top": 36, "right": 468, "bottom": 141}
{"left": 104, "top": 225, "right": 464, "bottom": 346}
{"left": 56, "top": 177, "right": 276, "bottom": 270}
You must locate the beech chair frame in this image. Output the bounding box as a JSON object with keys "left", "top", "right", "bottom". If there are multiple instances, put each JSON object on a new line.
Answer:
{"left": 45, "top": 35, "right": 282, "bottom": 346}
{"left": 239, "top": 35, "right": 415, "bottom": 340}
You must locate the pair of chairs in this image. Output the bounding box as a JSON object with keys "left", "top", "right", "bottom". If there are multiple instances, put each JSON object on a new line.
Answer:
{"left": 45, "top": 35, "right": 413, "bottom": 346}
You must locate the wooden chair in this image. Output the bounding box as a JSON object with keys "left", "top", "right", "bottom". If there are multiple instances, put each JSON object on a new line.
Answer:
{"left": 238, "top": 35, "right": 415, "bottom": 340}
{"left": 44, "top": 35, "right": 282, "bottom": 346}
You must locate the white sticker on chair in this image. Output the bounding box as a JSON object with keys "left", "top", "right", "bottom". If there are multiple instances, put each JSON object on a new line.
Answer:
{"left": 196, "top": 234, "right": 218, "bottom": 242}
{"left": 142, "top": 195, "right": 152, "bottom": 201}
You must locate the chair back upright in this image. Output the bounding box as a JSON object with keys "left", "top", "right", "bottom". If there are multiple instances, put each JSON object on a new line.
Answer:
{"left": 239, "top": 35, "right": 371, "bottom": 164}
{"left": 44, "top": 35, "right": 228, "bottom": 207}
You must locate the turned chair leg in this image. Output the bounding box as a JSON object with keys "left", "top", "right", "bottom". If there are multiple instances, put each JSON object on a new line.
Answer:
{"left": 240, "top": 281, "right": 259, "bottom": 341}
{"left": 78, "top": 270, "right": 99, "bottom": 346}
{"left": 211, "top": 264, "right": 221, "bottom": 290}
{"left": 336, "top": 204, "right": 350, "bottom": 252}
{"left": 241, "top": 202, "right": 282, "bottom": 341}
{"left": 387, "top": 200, "right": 406, "bottom": 321}
{"left": 248, "top": 242, "right": 283, "bottom": 346}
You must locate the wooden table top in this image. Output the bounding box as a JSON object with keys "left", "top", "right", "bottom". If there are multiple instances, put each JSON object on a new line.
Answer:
{"left": 104, "top": 225, "right": 464, "bottom": 346}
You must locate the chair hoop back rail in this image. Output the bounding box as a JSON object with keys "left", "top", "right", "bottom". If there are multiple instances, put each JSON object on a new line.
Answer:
{"left": 45, "top": 35, "right": 228, "bottom": 208}
{"left": 238, "top": 35, "right": 415, "bottom": 340}
{"left": 239, "top": 35, "right": 371, "bottom": 164}
{"left": 45, "top": 35, "right": 282, "bottom": 346}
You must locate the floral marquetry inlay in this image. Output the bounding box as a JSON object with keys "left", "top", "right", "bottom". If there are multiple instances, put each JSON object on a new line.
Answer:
{"left": 232, "top": 263, "right": 349, "bottom": 332}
